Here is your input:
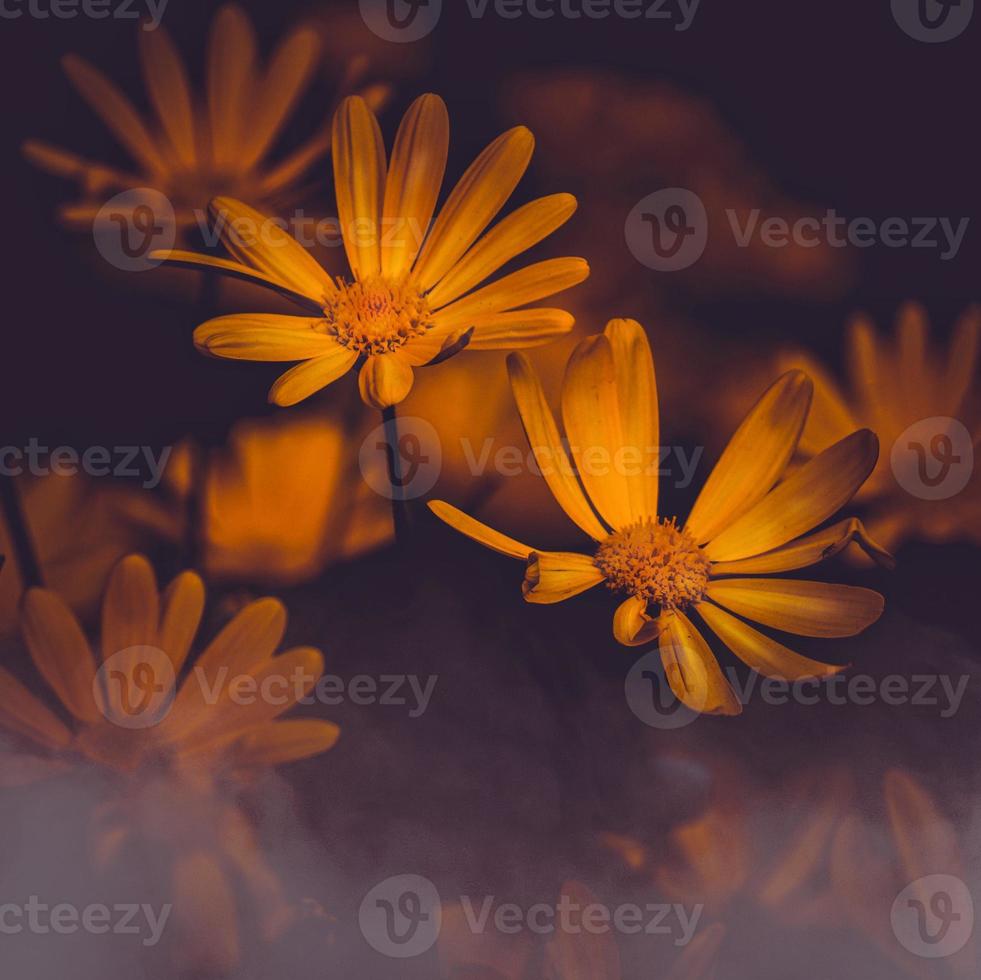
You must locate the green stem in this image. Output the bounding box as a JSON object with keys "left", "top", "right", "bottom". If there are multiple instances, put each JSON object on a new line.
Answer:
{"left": 381, "top": 404, "right": 410, "bottom": 544}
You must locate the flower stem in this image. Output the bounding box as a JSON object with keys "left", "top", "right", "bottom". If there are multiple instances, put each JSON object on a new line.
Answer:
{"left": 0, "top": 476, "right": 43, "bottom": 589}
{"left": 382, "top": 404, "right": 410, "bottom": 543}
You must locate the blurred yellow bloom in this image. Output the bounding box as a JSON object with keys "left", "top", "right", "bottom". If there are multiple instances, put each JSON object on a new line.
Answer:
{"left": 114, "top": 412, "right": 392, "bottom": 587}
{"left": 23, "top": 3, "right": 385, "bottom": 231}
{"left": 0, "top": 553, "right": 338, "bottom": 971}
{"left": 832, "top": 770, "right": 976, "bottom": 978}
{"left": 158, "top": 93, "right": 589, "bottom": 409}
{"left": 779, "top": 303, "right": 981, "bottom": 553}
{"left": 431, "top": 319, "right": 891, "bottom": 716}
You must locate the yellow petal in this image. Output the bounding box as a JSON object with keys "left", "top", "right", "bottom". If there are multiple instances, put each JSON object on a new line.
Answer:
{"left": 845, "top": 314, "right": 890, "bottom": 433}
{"left": 209, "top": 197, "right": 333, "bottom": 303}
{"left": 233, "top": 719, "right": 340, "bottom": 768}
{"left": 0, "top": 665, "right": 73, "bottom": 750}
{"left": 427, "top": 500, "right": 532, "bottom": 559}
{"left": 138, "top": 25, "right": 196, "bottom": 169}
{"left": 195, "top": 314, "right": 338, "bottom": 361}
{"left": 101, "top": 554, "right": 159, "bottom": 661}
{"left": 239, "top": 26, "right": 320, "bottom": 169}
{"left": 612, "top": 594, "right": 661, "bottom": 647}
{"left": 777, "top": 350, "right": 857, "bottom": 456}
{"left": 685, "top": 371, "right": 812, "bottom": 544}
{"left": 357, "top": 354, "right": 414, "bottom": 409}
{"left": 884, "top": 770, "right": 960, "bottom": 880}
{"left": 897, "top": 302, "right": 931, "bottom": 420}
{"left": 561, "top": 334, "right": 633, "bottom": 530}
{"left": 427, "top": 193, "right": 578, "bottom": 309}
{"left": 695, "top": 601, "right": 845, "bottom": 680}
{"left": 158, "top": 571, "right": 205, "bottom": 676}
{"left": 705, "top": 429, "right": 879, "bottom": 562}
{"left": 413, "top": 126, "right": 535, "bottom": 291}
{"left": 706, "top": 578, "right": 884, "bottom": 638}
{"left": 465, "top": 308, "right": 575, "bottom": 350}
{"left": 332, "top": 95, "right": 386, "bottom": 280}
{"left": 150, "top": 249, "right": 322, "bottom": 310}
{"left": 507, "top": 352, "right": 609, "bottom": 541}
{"left": 522, "top": 552, "right": 604, "bottom": 605}
{"left": 658, "top": 609, "right": 742, "bottom": 716}
{"left": 381, "top": 94, "right": 449, "bottom": 279}
{"left": 20, "top": 589, "right": 100, "bottom": 723}
{"left": 709, "top": 516, "right": 895, "bottom": 575}
{"left": 268, "top": 348, "right": 358, "bottom": 406}
{"left": 62, "top": 55, "right": 165, "bottom": 176}
{"left": 433, "top": 257, "right": 589, "bottom": 328}
{"left": 605, "top": 318, "right": 659, "bottom": 522}
{"left": 941, "top": 305, "right": 980, "bottom": 417}
{"left": 206, "top": 3, "right": 256, "bottom": 169}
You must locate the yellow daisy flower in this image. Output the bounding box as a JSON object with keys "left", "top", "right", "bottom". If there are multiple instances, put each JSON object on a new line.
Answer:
{"left": 0, "top": 553, "right": 337, "bottom": 969}
{"left": 0, "top": 553, "right": 338, "bottom": 779}
{"left": 156, "top": 93, "right": 589, "bottom": 409}
{"left": 779, "top": 303, "right": 981, "bottom": 552}
{"left": 430, "top": 319, "right": 892, "bottom": 716}
{"left": 23, "top": 3, "right": 385, "bottom": 230}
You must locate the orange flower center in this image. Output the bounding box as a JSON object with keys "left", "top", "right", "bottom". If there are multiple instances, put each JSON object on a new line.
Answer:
{"left": 323, "top": 276, "right": 435, "bottom": 355}
{"left": 595, "top": 518, "right": 710, "bottom": 609}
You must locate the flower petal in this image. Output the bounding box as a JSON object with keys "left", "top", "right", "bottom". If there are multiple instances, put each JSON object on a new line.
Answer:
{"left": 413, "top": 126, "right": 535, "bottom": 291}
{"left": 20, "top": 589, "right": 100, "bottom": 723}
{"left": 612, "top": 594, "right": 661, "bottom": 647}
{"left": 706, "top": 578, "right": 884, "bottom": 638}
{"left": 159, "top": 571, "right": 205, "bottom": 676}
{"left": 101, "top": 555, "right": 159, "bottom": 661}
{"left": 695, "top": 601, "right": 845, "bottom": 680}
{"left": 268, "top": 348, "right": 358, "bottom": 407}
{"left": 428, "top": 500, "right": 532, "bottom": 559}
{"left": 232, "top": 719, "right": 340, "bottom": 768}
{"left": 0, "top": 666, "right": 73, "bottom": 750}
{"left": 138, "top": 25, "right": 197, "bottom": 169}
{"left": 522, "top": 551, "right": 604, "bottom": 605}
{"left": 358, "top": 354, "right": 414, "bottom": 409}
{"left": 62, "top": 55, "right": 165, "bottom": 175}
{"left": 206, "top": 3, "right": 257, "bottom": 169}
{"left": 239, "top": 26, "right": 320, "bottom": 169}
{"left": 685, "top": 371, "right": 813, "bottom": 545}
{"left": 507, "top": 352, "right": 608, "bottom": 541}
{"left": 561, "top": 334, "right": 633, "bottom": 530}
{"left": 705, "top": 429, "right": 879, "bottom": 563}
{"left": 465, "top": 308, "right": 575, "bottom": 350}
{"left": 884, "top": 770, "right": 960, "bottom": 880}
{"left": 150, "top": 249, "right": 323, "bottom": 311}
{"left": 433, "top": 257, "right": 589, "bottom": 329}
{"left": 427, "top": 193, "right": 578, "bottom": 309}
{"left": 709, "top": 517, "right": 895, "bottom": 575}
{"left": 171, "top": 852, "right": 240, "bottom": 975}
{"left": 777, "top": 351, "right": 857, "bottom": 456}
{"left": 605, "top": 318, "right": 659, "bottom": 522}
{"left": 658, "top": 610, "right": 742, "bottom": 716}
{"left": 332, "top": 95, "right": 387, "bottom": 280}
{"left": 941, "top": 306, "right": 980, "bottom": 417}
{"left": 209, "top": 197, "right": 334, "bottom": 303}
{"left": 381, "top": 94, "right": 449, "bottom": 280}
{"left": 195, "top": 314, "right": 338, "bottom": 361}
